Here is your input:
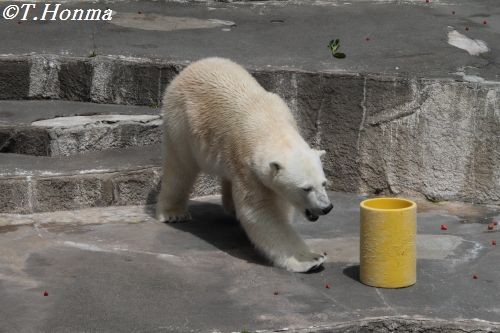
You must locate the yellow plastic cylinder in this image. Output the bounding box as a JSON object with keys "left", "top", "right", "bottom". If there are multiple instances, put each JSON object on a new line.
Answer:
{"left": 360, "top": 197, "right": 417, "bottom": 288}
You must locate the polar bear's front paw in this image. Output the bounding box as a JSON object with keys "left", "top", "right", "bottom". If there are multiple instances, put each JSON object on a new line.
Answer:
{"left": 283, "top": 252, "right": 327, "bottom": 273}
{"left": 156, "top": 208, "right": 192, "bottom": 223}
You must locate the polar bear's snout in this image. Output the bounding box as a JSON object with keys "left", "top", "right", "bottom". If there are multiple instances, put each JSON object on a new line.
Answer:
{"left": 322, "top": 203, "right": 334, "bottom": 214}
{"left": 304, "top": 203, "right": 334, "bottom": 222}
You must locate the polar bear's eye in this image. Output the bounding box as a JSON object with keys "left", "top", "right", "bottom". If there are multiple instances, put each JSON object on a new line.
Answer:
{"left": 302, "top": 186, "right": 313, "bottom": 192}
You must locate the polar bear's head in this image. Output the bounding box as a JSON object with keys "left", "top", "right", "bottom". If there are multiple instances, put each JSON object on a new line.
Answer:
{"left": 268, "top": 148, "right": 333, "bottom": 222}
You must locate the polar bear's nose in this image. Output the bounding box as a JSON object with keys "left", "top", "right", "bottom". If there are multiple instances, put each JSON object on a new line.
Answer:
{"left": 322, "top": 203, "right": 334, "bottom": 215}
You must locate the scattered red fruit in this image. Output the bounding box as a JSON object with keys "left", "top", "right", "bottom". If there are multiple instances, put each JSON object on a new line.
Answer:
{"left": 452, "top": 11, "right": 455, "bottom": 15}
{"left": 473, "top": 274, "right": 478, "bottom": 279}
{"left": 488, "top": 223, "right": 495, "bottom": 231}
{"left": 465, "top": 27, "right": 469, "bottom": 31}
{"left": 483, "top": 20, "right": 487, "bottom": 25}
{"left": 440, "top": 224, "right": 448, "bottom": 231}
{"left": 17, "top": 21, "right": 22, "bottom": 24}
{"left": 138, "top": 11, "right": 142, "bottom": 14}
{"left": 493, "top": 221, "right": 498, "bottom": 226}
{"left": 492, "top": 240, "right": 497, "bottom": 246}
{"left": 425, "top": 0, "right": 429, "bottom": 3}
{"left": 325, "top": 283, "right": 331, "bottom": 289}
{"left": 43, "top": 291, "right": 48, "bottom": 296}
{"left": 273, "top": 291, "right": 279, "bottom": 295}
{"left": 365, "top": 37, "right": 371, "bottom": 42}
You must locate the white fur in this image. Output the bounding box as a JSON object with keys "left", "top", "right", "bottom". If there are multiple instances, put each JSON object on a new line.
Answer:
{"left": 156, "top": 58, "right": 332, "bottom": 272}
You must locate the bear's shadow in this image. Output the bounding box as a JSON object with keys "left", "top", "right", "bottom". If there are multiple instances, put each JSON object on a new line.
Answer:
{"left": 144, "top": 200, "right": 271, "bottom": 267}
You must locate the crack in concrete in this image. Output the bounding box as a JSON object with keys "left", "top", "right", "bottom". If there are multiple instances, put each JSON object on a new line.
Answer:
{"left": 356, "top": 76, "right": 367, "bottom": 153}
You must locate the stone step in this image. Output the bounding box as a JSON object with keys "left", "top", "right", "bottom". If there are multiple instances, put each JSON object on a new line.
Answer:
{"left": 0, "top": 55, "right": 499, "bottom": 204}
{"left": 0, "top": 144, "right": 218, "bottom": 214}
{"left": 0, "top": 100, "right": 162, "bottom": 156}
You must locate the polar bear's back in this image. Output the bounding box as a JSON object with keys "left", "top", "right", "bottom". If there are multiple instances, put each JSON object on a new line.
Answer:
{"left": 176, "top": 57, "right": 261, "bottom": 96}
{"left": 161, "top": 57, "right": 300, "bottom": 175}
{"left": 164, "top": 57, "right": 296, "bottom": 135}
{"left": 166, "top": 58, "right": 263, "bottom": 114}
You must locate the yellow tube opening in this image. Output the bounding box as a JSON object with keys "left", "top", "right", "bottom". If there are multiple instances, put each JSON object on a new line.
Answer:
{"left": 361, "top": 197, "right": 416, "bottom": 211}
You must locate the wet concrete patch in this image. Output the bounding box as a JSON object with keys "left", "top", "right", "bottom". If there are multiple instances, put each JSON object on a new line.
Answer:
{"left": 307, "top": 234, "right": 465, "bottom": 263}
{"left": 416, "top": 199, "right": 500, "bottom": 224}
{"left": 110, "top": 12, "right": 236, "bottom": 32}
{"left": 0, "top": 224, "right": 19, "bottom": 234}
{"left": 39, "top": 223, "right": 100, "bottom": 235}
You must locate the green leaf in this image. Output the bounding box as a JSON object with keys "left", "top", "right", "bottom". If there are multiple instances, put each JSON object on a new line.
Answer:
{"left": 330, "top": 43, "right": 340, "bottom": 53}
{"left": 333, "top": 52, "right": 346, "bottom": 59}
{"left": 327, "top": 39, "right": 339, "bottom": 49}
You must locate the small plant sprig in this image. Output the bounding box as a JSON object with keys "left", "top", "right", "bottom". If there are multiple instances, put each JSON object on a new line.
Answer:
{"left": 327, "top": 39, "right": 346, "bottom": 59}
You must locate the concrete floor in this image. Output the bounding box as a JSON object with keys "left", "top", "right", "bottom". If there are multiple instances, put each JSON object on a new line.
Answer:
{"left": 1, "top": 0, "right": 499, "bottom": 80}
{"left": 1, "top": 192, "right": 499, "bottom": 332}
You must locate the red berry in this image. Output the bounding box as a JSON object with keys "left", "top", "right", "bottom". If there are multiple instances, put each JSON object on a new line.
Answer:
{"left": 440, "top": 224, "right": 448, "bottom": 231}
{"left": 365, "top": 37, "right": 370, "bottom": 42}
{"left": 492, "top": 240, "right": 497, "bottom": 246}
{"left": 493, "top": 221, "right": 498, "bottom": 226}
{"left": 465, "top": 27, "right": 469, "bottom": 31}
{"left": 425, "top": 0, "right": 429, "bottom": 3}
{"left": 273, "top": 291, "right": 279, "bottom": 295}
{"left": 488, "top": 223, "right": 495, "bottom": 231}
{"left": 483, "top": 20, "right": 487, "bottom": 25}
{"left": 43, "top": 291, "right": 48, "bottom": 296}
{"left": 138, "top": 11, "right": 142, "bottom": 14}
{"left": 325, "top": 283, "right": 331, "bottom": 289}
{"left": 473, "top": 274, "right": 478, "bottom": 279}
{"left": 452, "top": 11, "right": 455, "bottom": 15}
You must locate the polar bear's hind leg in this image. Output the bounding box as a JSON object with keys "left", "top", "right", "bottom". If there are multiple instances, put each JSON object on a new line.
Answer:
{"left": 156, "top": 142, "right": 198, "bottom": 223}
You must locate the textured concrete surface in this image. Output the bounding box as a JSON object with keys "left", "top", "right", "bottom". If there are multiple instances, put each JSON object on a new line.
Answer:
{"left": 0, "top": 100, "right": 161, "bottom": 156}
{"left": 0, "top": 0, "right": 499, "bottom": 205}
{"left": 0, "top": 100, "right": 159, "bottom": 125}
{"left": 0, "top": 192, "right": 499, "bottom": 332}
{"left": 1, "top": 61, "right": 499, "bottom": 204}
{"left": 0, "top": 0, "right": 499, "bottom": 80}
{"left": 0, "top": 145, "right": 219, "bottom": 214}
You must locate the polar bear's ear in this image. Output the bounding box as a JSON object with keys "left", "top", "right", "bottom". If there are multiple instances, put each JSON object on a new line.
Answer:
{"left": 315, "top": 149, "right": 326, "bottom": 159}
{"left": 270, "top": 161, "right": 283, "bottom": 175}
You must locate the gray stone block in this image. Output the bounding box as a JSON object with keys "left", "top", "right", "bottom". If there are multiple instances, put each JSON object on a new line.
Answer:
{"left": 0, "top": 126, "right": 50, "bottom": 156}
{"left": 34, "top": 176, "right": 113, "bottom": 212}
{"left": 59, "top": 58, "right": 92, "bottom": 101}
{"left": 112, "top": 168, "right": 161, "bottom": 206}
{"left": 159, "top": 63, "right": 184, "bottom": 98}
{"left": 0, "top": 58, "right": 30, "bottom": 99}
{"left": 28, "top": 55, "right": 60, "bottom": 99}
{"left": 358, "top": 80, "right": 500, "bottom": 204}
{"left": 31, "top": 114, "right": 162, "bottom": 156}
{"left": 460, "top": 85, "right": 500, "bottom": 203}
{"left": 91, "top": 59, "right": 161, "bottom": 106}
{"left": 192, "top": 174, "right": 220, "bottom": 197}
{"left": 315, "top": 74, "right": 365, "bottom": 193}
{"left": 0, "top": 179, "right": 31, "bottom": 214}
{"left": 365, "top": 75, "right": 415, "bottom": 122}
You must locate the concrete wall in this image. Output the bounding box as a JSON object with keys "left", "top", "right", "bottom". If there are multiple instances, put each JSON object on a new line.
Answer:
{"left": 1, "top": 54, "right": 499, "bottom": 204}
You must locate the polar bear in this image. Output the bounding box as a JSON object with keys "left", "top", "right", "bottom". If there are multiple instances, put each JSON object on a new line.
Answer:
{"left": 156, "top": 58, "right": 333, "bottom": 272}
